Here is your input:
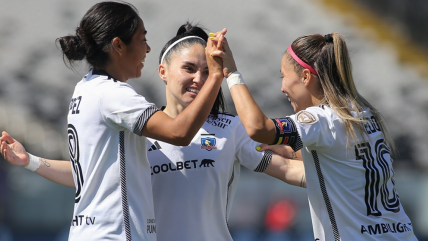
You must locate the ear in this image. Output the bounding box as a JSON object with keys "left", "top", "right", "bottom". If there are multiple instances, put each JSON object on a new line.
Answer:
{"left": 111, "top": 37, "right": 124, "bottom": 55}
{"left": 158, "top": 64, "right": 167, "bottom": 84}
{"left": 301, "top": 69, "right": 313, "bottom": 86}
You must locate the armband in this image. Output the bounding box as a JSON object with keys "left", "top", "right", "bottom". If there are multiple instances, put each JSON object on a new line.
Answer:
{"left": 270, "top": 118, "right": 296, "bottom": 145}
{"left": 25, "top": 152, "right": 40, "bottom": 172}
{"left": 226, "top": 71, "right": 245, "bottom": 89}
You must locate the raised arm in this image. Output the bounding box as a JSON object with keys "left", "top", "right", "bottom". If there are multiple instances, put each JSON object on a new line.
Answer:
{"left": 142, "top": 30, "right": 226, "bottom": 146}
{"left": 210, "top": 33, "right": 277, "bottom": 144}
{"left": 1, "top": 131, "right": 75, "bottom": 187}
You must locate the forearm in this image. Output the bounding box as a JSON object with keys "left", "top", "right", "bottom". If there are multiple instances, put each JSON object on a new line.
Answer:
{"left": 174, "top": 73, "right": 223, "bottom": 140}
{"left": 229, "top": 83, "right": 276, "bottom": 144}
{"left": 264, "top": 154, "right": 306, "bottom": 188}
{"left": 143, "top": 73, "right": 224, "bottom": 146}
{"left": 283, "top": 159, "right": 306, "bottom": 188}
{"left": 34, "top": 157, "right": 75, "bottom": 188}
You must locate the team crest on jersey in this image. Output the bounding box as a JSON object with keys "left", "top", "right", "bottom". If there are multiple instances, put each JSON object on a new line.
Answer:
{"left": 201, "top": 137, "right": 217, "bottom": 151}
{"left": 296, "top": 111, "right": 317, "bottom": 124}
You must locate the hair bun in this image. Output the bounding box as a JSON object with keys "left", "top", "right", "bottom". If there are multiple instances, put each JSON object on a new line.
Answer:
{"left": 324, "top": 34, "right": 333, "bottom": 43}
{"left": 176, "top": 22, "right": 208, "bottom": 41}
{"left": 58, "top": 35, "right": 86, "bottom": 61}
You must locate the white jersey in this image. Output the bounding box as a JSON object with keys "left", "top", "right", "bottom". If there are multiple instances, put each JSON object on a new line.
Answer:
{"left": 273, "top": 105, "right": 416, "bottom": 241}
{"left": 147, "top": 113, "right": 272, "bottom": 241}
{"left": 67, "top": 69, "right": 158, "bottom": 241}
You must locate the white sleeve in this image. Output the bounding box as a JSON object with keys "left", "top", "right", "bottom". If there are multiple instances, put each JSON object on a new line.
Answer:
{"left": 288, "top": 108, "right": 335, "bottom": 149}
{"left": 99, "top": 83, "right": 159, "bottom": 136}
{"left": 234, "top": 118, "right": 273, "bottom": 172}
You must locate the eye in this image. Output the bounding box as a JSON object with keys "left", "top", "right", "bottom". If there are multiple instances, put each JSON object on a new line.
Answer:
{"left": 203, "top": 69, "right": 209, "bottom": 75}
{"left": 183, "top": 66, "right": 194, "bottom": 72}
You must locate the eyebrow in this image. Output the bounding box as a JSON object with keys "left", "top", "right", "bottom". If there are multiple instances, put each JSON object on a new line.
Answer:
{"left": 182, "top": 61, "right": 196, "bottom": 67}
{"left": 182, "top": 61, "right": 208, "bottom": 69}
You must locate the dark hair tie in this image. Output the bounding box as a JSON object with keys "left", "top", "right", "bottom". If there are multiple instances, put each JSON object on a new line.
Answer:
{"left": 324, "top": 34, "right": 333, "bottom": 43}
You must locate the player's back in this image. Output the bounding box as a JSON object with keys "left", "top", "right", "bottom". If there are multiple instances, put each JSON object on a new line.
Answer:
{"left": 294, "top": 105, "right": 417, "bottom": 241}
{"left": 67, "top": 69, "right": 156, "bottom": 241}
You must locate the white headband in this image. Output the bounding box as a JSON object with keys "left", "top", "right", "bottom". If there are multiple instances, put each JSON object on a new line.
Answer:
{"left": 160, "top": 36, "right": 205, "bottom": 64}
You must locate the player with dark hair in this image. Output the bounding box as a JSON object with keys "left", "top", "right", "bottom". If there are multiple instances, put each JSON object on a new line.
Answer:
{"left": 148, "top": 22, "right": 305, "bottom": 241}
{"left": 0, "top": 1, "right": 225, "bottom": 240}
{"left": 210, "top": 32, "right": 417, "bottom": 240}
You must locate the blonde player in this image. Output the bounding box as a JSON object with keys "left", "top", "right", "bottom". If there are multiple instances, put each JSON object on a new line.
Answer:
{"left": 211, "top": 32, "right": 418, "bottom": 240}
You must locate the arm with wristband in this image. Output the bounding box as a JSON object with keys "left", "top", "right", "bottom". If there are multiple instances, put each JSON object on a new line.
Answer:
{"left": 210, "top": 33, "right": 278, "bottom": 144}
{"left": 1, "top": 131, "right": 75, "bottom": 187}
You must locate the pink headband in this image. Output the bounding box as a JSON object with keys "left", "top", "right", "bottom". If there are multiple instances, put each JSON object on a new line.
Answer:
{"left": 287, "top": 45, "right": 318, "bottom": 75}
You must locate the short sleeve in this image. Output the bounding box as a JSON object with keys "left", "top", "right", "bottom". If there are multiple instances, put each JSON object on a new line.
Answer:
{"left": 271, "top": 107, "right": 335, "bottom": 151}
{"left": 99, "top": 83, "right": 159, "bottom": 136}
{"left": 234, "top": 118, "right": 273, "bottom": 172}
{"left": 288, "top": 107, "right": 336, "bottom": 149}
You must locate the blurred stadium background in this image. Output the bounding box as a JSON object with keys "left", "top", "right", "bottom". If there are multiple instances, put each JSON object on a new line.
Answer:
{"left": 1, "top": 0, "right": 427, "bottom": 240}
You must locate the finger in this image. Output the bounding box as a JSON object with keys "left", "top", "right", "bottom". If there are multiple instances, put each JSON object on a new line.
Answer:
{"left": 210, "top": 50, "right": 226, "bottom": 58}
{"left": 219, "top": 28, "right": 227, "bottom": 36}
{"left": 1, "top": 141, "right": 5, "bottom": 157}
{"left": 255, "top": 143, "right": 270, "bottom": 152}
{"left": 209, "top": 28, "right": 227, "bottom": 38}
{"left": 1, "top": 131, "right": 15, "bottom": 144}
{"left": 216, "top": 34, "right": 224, "bottom": 50}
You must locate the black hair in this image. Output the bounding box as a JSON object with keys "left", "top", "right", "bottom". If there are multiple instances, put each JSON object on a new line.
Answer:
{"left": 56, "top": 1, "right": 140, "bottom": 70}
{"left": 160, "top": 22, "right": 226, "bottom": 117}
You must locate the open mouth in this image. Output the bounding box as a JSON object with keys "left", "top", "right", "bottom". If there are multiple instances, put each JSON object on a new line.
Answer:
{"left": 186, "top": 88, "right": 199, "bottom": 94}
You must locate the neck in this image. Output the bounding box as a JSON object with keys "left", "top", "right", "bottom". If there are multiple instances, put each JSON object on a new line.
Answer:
{"left": 104, "top": 62, "right": 127, "bottom": 82}
{"left": 163, "top": 104, "right": 185, "bottom": 118}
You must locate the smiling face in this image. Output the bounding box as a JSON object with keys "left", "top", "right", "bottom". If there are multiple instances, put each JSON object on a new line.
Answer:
{"left": 280, "top": 54, "right": 313, "bottom": 113}
{"left": 161, "top": 43, "right": 208, "bottom": 111}
{"left": 121, "top": 18, "right": 151, "bottom": 80}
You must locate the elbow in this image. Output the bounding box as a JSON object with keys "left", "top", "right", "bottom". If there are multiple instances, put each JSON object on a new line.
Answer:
{"left": 246, "top": 128, "right": 268, "bottom": 144}
{"left": 168, "top": 133, "right": 193, "bottom": 146}
{"left": 244, "top": 119, "right": 275, "bottom": 144}
{"left": 172, "top": 139, "right": 192, "bottom": 146}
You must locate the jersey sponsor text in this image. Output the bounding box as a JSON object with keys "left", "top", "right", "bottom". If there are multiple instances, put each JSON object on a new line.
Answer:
{"left": 206, "top": 115, "right": 231, "bottom": 129}
{"left": 71, "top": 215, "right": 96, "bottom": 226}
{"left": 151, "top": 159, "right": 215, "bottom": 175}
{"left": 361, "top": 222, "right": 413, "bottom": 235}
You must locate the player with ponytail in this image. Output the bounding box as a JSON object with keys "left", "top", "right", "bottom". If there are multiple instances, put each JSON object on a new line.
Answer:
{"left": 211, "top": 31, "right": 417, "bottom": 240}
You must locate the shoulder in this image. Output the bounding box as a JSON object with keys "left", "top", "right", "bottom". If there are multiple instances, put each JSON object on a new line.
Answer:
{"left": 292, "top": 105, "right": 338, "bottom": 125}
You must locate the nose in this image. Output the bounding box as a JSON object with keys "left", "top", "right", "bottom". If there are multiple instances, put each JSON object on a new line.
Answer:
{"left": 146, "top": 42, "right": 151, "bottom": 53}
{"left": 193, "top": 71, "right": 206, "bottom": 85}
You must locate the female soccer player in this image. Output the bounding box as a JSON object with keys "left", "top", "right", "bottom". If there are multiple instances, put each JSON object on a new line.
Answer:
{"left": 210, "top": 32, "right": 418, "bottom": 240}
{"left": 0, "top": 1, "right": 225, "bottom": 240}
{"left": 148, "top": 22, "right": 305, "bottom": 241}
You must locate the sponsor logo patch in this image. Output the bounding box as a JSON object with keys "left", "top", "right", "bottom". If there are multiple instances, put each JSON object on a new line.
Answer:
{"left": 296, "top": 111, "right": 317, "bottom": 124}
